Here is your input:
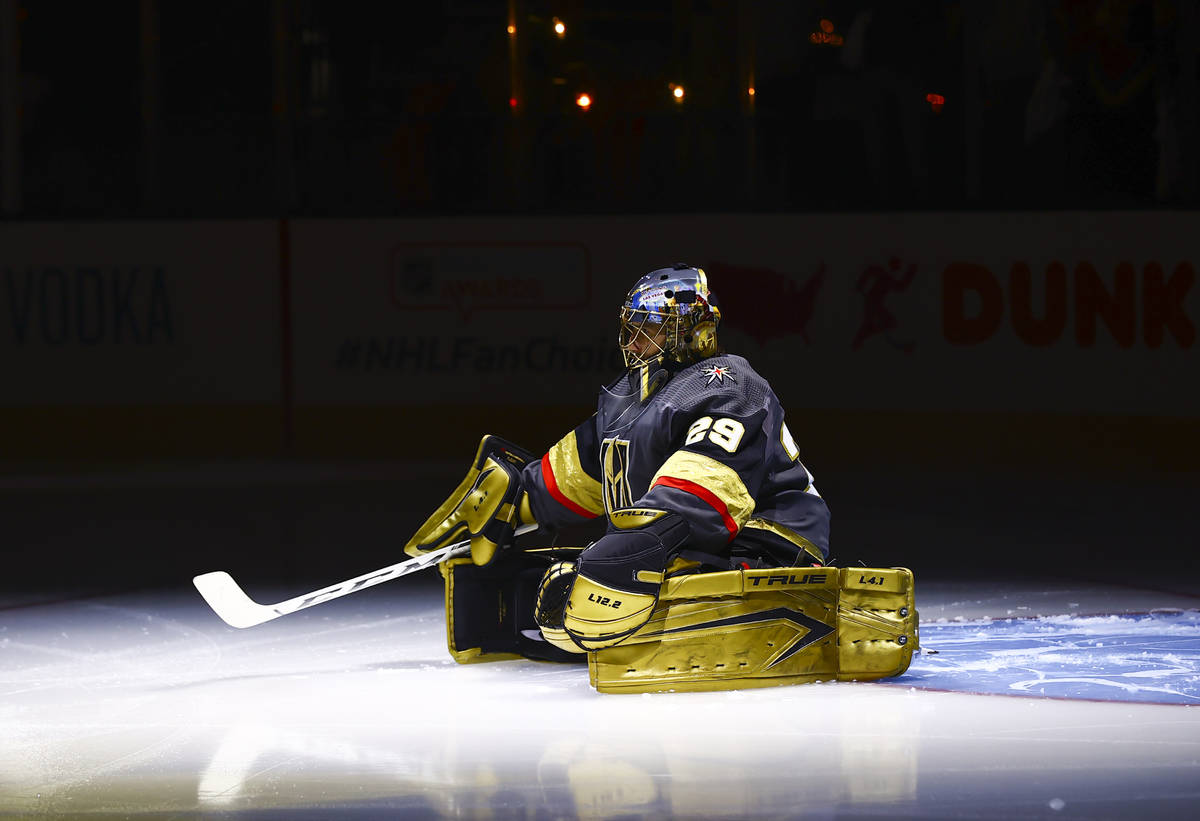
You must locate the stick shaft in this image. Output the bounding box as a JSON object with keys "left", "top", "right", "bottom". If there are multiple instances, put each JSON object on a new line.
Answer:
{"left": 193, "top": 525, "right": 534, "bottom": 628}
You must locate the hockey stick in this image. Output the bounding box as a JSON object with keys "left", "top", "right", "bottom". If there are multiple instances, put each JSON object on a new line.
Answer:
{"left": 193, "top": 524, "right": 537, "bottom": 629}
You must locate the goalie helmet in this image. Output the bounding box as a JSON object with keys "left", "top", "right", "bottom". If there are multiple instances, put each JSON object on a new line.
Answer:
{"left": 618, "top": 264, "right": 721, "bottom": 368}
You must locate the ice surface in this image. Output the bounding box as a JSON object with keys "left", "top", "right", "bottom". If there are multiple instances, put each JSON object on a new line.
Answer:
{"left": 901, "top": 611, "right": 1200, "bottom": 703}
{"left": 1, "top": 582, "right": 1199, "bottom": 819}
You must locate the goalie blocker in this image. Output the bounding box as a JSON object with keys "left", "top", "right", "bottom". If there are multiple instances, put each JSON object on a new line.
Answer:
{"left": 404, "top": 435, "right": 537, "bottom": 567}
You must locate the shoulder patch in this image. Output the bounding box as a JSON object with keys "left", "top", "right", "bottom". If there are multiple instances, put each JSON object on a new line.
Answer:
{"left": 699, "top": 363, "right": 736, "bottom": 385}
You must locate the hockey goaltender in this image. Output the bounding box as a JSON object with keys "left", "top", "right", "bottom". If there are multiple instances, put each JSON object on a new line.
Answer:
{"left": 404, "top": 264, "right": 917, "bottom": 693}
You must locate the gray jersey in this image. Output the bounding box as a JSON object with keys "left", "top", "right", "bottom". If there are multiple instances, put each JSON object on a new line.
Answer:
{"left": 524, "top": 354, "right": 830, "bottom": 566}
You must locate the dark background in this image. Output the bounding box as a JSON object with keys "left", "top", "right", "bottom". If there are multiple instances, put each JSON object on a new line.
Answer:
{"left": 1, "top": 0, "right": 1196, "bottom": 597}
{"left": 8, "top": 0, "right": 1197, "bottom": 217}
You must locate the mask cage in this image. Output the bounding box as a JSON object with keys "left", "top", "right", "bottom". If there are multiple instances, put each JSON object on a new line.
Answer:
{"left": 618, "top": 307, "right": 680, "bottom": 368}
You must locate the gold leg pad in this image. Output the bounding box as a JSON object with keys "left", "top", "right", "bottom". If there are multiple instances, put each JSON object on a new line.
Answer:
{"left": 836, "top": 568, "right": 918, "bottom": 681}
{"left": 588, "top": 567, "right": 917, "bottom": 693}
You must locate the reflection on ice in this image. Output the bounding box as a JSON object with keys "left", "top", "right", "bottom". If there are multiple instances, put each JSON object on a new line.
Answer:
{"left": 191, "top": 690, "right": 919, "bottom": 818}
{"left": 1, "top": 587, "right": 1199, "bottom": 818}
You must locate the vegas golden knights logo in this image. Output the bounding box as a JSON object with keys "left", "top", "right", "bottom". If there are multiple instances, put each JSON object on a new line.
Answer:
{"left": 600, "top": 438, "right": 633, "bottom": 514}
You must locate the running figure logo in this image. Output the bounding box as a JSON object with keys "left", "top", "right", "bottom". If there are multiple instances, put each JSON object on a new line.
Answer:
{"left": 852, "top": 257, "right": 917, "bottom": 352}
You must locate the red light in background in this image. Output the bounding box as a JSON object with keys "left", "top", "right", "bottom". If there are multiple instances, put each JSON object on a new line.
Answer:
{"left": 576, "top": 93, "right": 592, "bottom": 110}
{"left": 509, "top": 97, "right": 518, "bottom": 109}
{"left": 926, "top": 93, "right": 945, "bottom": 113}
{"left": 810, "top": 19, "right": 844, "bottom": 46}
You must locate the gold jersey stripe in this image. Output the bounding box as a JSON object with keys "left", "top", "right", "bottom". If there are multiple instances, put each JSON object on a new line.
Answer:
{"left": 650, "top": 450, "right": 756, "bottom": 529}
{"left": 742, "top": 517, "right": 824, "bottom": 564}
{"left": 546, "top": 430, "right": 604, "bottom": 516}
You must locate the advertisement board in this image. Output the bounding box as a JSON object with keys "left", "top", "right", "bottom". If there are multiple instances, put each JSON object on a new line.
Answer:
{"left": 0, "top": 221, "right": 281, "bottom": 457}
{"left": 3, "top": 214, "right": 1192, "bottom": 461}
{"left": 1, "top": 221, "right": 280, "bottom": 404}
{"left": 290, "top": 213, "right": 1197, "bottom": 416}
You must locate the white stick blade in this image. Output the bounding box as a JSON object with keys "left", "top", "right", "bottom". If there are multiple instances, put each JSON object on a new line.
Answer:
{"left": 193, "top": 571, "right": 273, "bottom": 629}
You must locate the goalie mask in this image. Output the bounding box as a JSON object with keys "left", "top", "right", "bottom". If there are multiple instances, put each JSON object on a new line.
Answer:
{"left": 618, "top": 264, "right": 721, "bottom": 368}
